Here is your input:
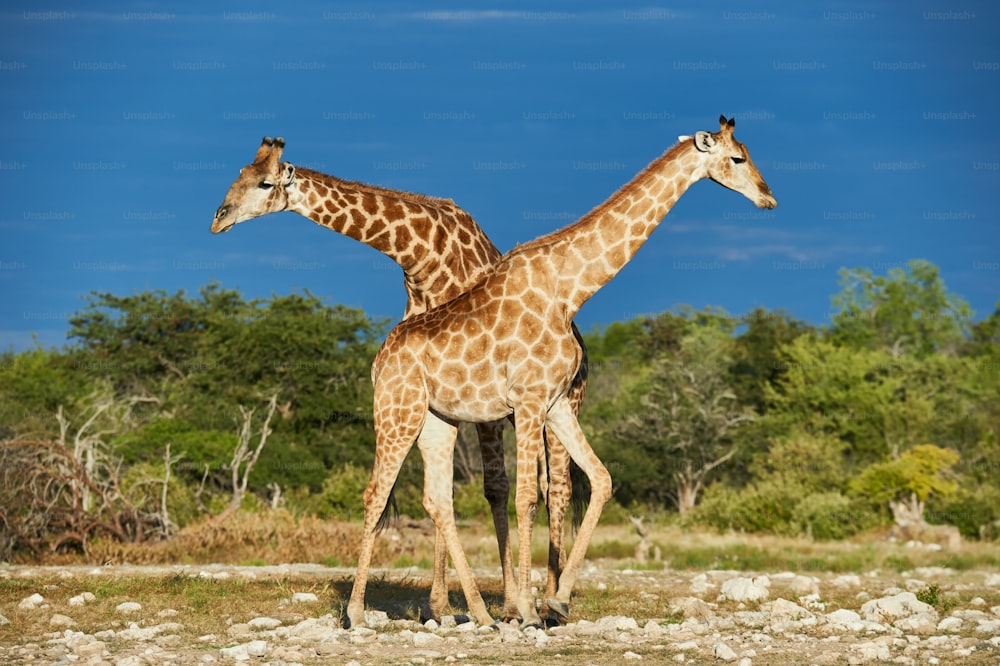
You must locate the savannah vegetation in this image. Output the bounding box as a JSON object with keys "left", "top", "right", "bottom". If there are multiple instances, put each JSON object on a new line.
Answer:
{"left": 1, "top": 259, "right": 998, "bottom": 565}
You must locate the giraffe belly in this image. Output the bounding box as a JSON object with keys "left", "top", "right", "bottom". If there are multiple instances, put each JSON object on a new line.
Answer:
{"left": 427, "top": 384, "right": 512, "bottom": 423}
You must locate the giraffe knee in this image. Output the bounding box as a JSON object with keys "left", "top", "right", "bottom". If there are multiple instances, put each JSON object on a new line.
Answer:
{"left": 589, "top": 468, "right": 613, "bottom": 505}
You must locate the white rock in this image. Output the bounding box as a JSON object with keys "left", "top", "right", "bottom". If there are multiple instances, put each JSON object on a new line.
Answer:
{"left": 363, "top": 609, "right": 390, "bottom": 629}
{"left": 984, "top": 573, "right": 1000, "bottom": 587}
{"left": 763, "top": 598, "right": 811, "bottom": 619}
{"left": 860, "top": 592, "right": 936, "bottom": 622}
{"left": 976, "top": 618, "right": 1000, "bottom": 634}
{"left": 68, "top": 592, "right": 96, "bottom": 606}
{"left": 831, "top": 574, "right": 861, "bottom": 588}
{"left": 937, "top": 616, "right": 963, "bottom": 632}
{"left": 74, "top": 640, "right": 105, "bottom": 658}
{"left": 643, "top": 619, "right": 665, "bottom": 637}
{"left": 799, "top": 593, "right": 825, "bottom": 611}
{"left": 49, "top": 613, "right": 76, "bottom": 627}
{"left": 690, "top": 572, "right": 713, "bottom": 595}
{"left": 849, "top": 640, "right": 891, "bottom": 663}
{"left": 245, "top": 639, "right": 267, "bottom": 656}
{"left": 116, "top": 601, "right": 142, "bottom": 614}
{"left": 219, "top": 643, "right": 249, "bottom": 660}
{"left": 789, "top": 575, "right": 819, "bottom": 596}
{"left": 719, "top": 576, "right": 770, "bottom": 603}
{"left": 290, "top": 592, "right": 319, "bottom": 604}
{"left": 669, "top": 596, "right": 714, "bottom": 619}
{"left": 914, "top": 566, "right": 955, "bottom": 578}
{"left": 413, "top": 631, "right": 443, "bottom": 647}
{"left": 0, "top": 613, "right": 9, "bottom": 625}
{"left": 893, "top": 610, "right": 939, "bottom": 634}
{"left": 595, "top": 615, "right": 639, "bottom": 632}
{"left": 713, "top": 641, "right": 738, "bottom": 661}
{"left": 18, "top": 593, "right": 45, "bottom": 610}
{"left": 825, "top": 609, "right": 863, "bottom": 630}
{"left": 623, "top": 651, "right": 642, "bottom": 660}
{"left": 247, "top": 617, "right": 281, "bottom": 630}
{"left": 118, "top": 622, "right": 167, "bottom": 641}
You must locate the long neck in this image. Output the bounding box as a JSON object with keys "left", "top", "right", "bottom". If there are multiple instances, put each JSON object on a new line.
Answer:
{"left": 531, "top": 141, "right": 704, "bottom": 317}
{"left": 286, "top": 168, "right": 501, "bottom": 317}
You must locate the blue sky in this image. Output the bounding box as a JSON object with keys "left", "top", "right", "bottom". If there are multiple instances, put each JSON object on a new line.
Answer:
{"left": 1, "top": 1, "right": 998, "bottom": 352}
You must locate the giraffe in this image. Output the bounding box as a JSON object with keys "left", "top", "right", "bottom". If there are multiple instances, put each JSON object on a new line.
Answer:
{"left": 347, "top": 116, "right": 776, "bottom": 628}
{"left": 211, "top": 138, "right": 586, "bottom": 621}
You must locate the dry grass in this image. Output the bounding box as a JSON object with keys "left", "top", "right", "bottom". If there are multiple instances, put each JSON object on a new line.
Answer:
{"left": 2, "top": 513, "right": 999, "bottom": 665}
{"left": 13, "top": 510, "right": 1000, "bottom": 580}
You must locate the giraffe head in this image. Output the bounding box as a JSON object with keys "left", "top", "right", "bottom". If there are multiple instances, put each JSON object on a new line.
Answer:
{"left": 211, "top": 137, "right": 297, "bottom": 233}
{"left": 681, "top": 115, "right": 777, "bottom": 209}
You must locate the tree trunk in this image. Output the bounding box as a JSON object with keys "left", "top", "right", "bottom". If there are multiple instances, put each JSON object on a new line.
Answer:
{"left": 675, "top": 482, "right": 699, "bottom": 515}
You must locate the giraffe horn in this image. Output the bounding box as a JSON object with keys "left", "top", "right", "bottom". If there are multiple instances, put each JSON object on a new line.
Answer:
{"left": 253, "top": 137, "right": 273, "bottom": 163}
{"left": 269, "top": 137, "right": 285, "bottom": 162}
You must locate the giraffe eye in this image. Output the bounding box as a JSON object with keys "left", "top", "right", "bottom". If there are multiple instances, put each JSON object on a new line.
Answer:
{"left": 731, "top": 156, "right": 746, "bottom": 165}
{"left": 259, "top": 181, "right": 274, "bottom": 190}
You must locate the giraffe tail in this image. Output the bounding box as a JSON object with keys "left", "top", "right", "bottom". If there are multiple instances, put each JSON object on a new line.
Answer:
{"left": 569, "top": 460, "right": 589, "bottom": 531}
{"left": 376, "top": 488, "right": 400, "bottom": 533}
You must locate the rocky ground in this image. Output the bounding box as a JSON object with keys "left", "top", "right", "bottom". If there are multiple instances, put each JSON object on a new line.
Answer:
{"left": 2, "top": 563, "right": 999, "bottom": 665}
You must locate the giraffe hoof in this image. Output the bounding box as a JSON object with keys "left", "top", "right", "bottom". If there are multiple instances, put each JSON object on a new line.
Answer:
{"left": 545, "top": 598, "right": 570, "bottom": 622}
{"left": 542, "top": 614, "right": 563, "bottom": 628}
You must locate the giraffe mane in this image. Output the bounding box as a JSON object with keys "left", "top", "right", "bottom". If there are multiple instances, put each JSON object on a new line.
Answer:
{"left": 293, "top": 167, "right": 462, "bottom": 211}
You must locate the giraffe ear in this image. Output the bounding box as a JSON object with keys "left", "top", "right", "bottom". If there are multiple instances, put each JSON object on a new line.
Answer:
{"left": 280, "top": 163, "right": 295, "bottom": 186}
{"left": 693, "top": 131, "right": 716, "bottom": 153}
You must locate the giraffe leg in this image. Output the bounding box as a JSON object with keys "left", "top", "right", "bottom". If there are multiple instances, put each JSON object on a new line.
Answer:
{"left": 513, "top": 405, "right": 546, "bottom": 627}
{"left": 347, "top": 368, "right": 427, "bottom": 629}
{"left": 418, "top": 413, "right": 495, "bottom": 627}
{"left": 541, "top": 398, "right": 612, "bottom": 621}
{"left": 475, "top": 420, "right": 520, "bottom": 621}
{"left": 542, "top": 325, "right": 587, "bottom": 617}
{"left": 541, "top": 429, "right": 571, "bottom": 603}
{"left": 345, "top": 446, "right": 413, "bottom": 629}
{"left": 428, "top": 530, "right": 449, "bottom": 622}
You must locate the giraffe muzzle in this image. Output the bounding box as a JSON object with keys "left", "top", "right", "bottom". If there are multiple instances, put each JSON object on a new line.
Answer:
{"left": 211, "top": 206, "right": 233, "bottom": 233}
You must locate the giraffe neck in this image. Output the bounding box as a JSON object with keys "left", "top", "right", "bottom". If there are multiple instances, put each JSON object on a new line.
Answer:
{"left": 286, "top": 168, "right": 501, "bottom": 316}
{"left": 522, "top": 141, "right": 704, "bottom": 317}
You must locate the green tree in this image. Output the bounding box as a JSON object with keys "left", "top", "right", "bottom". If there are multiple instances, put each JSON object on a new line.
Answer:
{"left": 731, "top": 308, "right": 814, "bottom": 413}
{"left": 849, "top": 444, "right": 960, "bottom": 525}
{"left": 829, "top": 259, "right": 972, "bottom": 357}
{"left": 607, "top": 321, "right": 754, "bottom": 513}
{"left": 66, "top": 286, "right": 386, "bottom": 497}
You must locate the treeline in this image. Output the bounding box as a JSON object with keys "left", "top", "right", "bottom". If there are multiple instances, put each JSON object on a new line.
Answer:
{"left": 0, "top": 260, "right": 998, "bottom": 559}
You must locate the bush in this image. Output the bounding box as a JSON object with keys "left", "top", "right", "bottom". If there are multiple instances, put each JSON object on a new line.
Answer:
{"left": 791, "top": 491, "right": 874, "bottom": 540}
{"left": 453, "top": 479, "right": 492, "bottom": 523}
{"left": 927, "top": 485, "right": 1000, "bottom": 540}
{"left": 693, "top": 481, "right": 798, "bottom": 534}
{"left": 307, "top": 464, "right": 370, "bottom": 521}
